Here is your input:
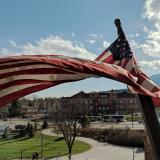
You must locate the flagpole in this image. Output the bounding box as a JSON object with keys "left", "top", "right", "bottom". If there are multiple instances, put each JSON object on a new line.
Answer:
{"left": 137, "top": 94, "right": 160, "bottom": 159}
{"left": 114, "top": 19, "right": 160, "bottom": 160}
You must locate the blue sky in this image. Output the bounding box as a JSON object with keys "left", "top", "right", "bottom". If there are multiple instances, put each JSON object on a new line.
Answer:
{"left": 0, "top": 0, "right": 160, "bottom": 98}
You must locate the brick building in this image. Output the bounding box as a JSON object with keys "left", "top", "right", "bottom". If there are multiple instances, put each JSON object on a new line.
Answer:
{"left": 60, "top": 90, "right": 140, "bottom": 115}
{"left": 19, "top": 89, "right": 140, "bottom": 118}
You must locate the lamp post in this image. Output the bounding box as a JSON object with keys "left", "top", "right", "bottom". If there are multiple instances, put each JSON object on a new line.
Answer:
{"left": 41, "top": 133, "right": 44, "bottom": 159}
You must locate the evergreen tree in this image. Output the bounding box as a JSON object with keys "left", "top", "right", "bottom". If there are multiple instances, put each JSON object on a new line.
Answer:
{"left": 8, "top": 101, "right": 22, "bottom": 118}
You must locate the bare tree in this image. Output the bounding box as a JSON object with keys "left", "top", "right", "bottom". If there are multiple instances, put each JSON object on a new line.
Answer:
{"left": 55, "top": 105, "right": 81, "bottom": 160}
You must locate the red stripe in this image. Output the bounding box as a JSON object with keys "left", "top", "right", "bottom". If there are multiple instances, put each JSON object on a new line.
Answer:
{"left": 103, "top": 55, "right": 114, "bottom": 63}
{"left": 0, "top": 68, "right": 75, "bottom": 78}
{"left": 0, "top": 79, "right": 80, "bottom": 108}
{"left": 0, "top": 79, "right": 78, "bottom": 90}
{"left": 130, "top": 68, "right": 137, "bottom": 76}
{"left": 0, "top": 54, "right": 160, "bottom": 107}
{"left": 0, "top": 61, "right": 45, "bottom": 70}
{"left": 0, "top": 59, "right": 22, "bottom": 64}
{"left": 0, "top": 82, "right": 55, "bottom": 107}
{"left": 122, "top": 59, "right": 129, "bottom": 69}
{"left": 0, "top": 80, "right": 49, "bottom": 90}
{"left": 95, "top": 50, "right": 108, "bottom": 61}
{"left": 151, "top": 87, "right": 160, "bottom": 92}
{"left": 137, "top": 73, "right": 148, "bottom": 84}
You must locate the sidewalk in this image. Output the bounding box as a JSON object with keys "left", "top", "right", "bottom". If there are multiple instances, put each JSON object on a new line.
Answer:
{"left": 42, "top": 129, "right": 144, "bottom": 160}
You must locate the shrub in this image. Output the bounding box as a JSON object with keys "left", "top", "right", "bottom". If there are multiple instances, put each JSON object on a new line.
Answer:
{"left": 34, "top": 123, "right": 37, "bottom": 130}
{"left": 79, "top": 127, "right": 145, "bottom": 148}
{"left": 26, "top": 123, "right": 35, "bottom": 138}
{"left": 18, "top": 127, "right": 27, "bottom": 137}
{"left": 15, "top": 125, "right": 26, "bottom": 130}
{"left": 2, "top": 128, "right": 10, "bottom": 139}
{"left": 79, "top": 115, "right": 90, "bottom": 128}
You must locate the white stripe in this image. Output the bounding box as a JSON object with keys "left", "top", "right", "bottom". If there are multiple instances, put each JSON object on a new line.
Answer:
{"left": 125, "top": 59, "right": 134, "bottom": 72}
{"left": 0, "top": 64, "right": 57, "bottom": 74}
{"left": 113, "top": 60, "right": 120, "bottom": 65}
{"left": 121, "top": 59, "right": 126, "bottom": 67}
{"left": 98, "top": 51, "right": 112, "bottom": 62}
{"left": 0, "top": 73, "right": 92, "bottom": 85}
{"left": 128, "top": 85, "right": 138, "bottom": 94}
{"left": 0, "top": 60, "right": 36, "bottom": 67}
{"left": 141, "top": 79, "right": 159, "bottom": 91}
{"left": 0, "top": 83, "right": 43, "bottom": 98}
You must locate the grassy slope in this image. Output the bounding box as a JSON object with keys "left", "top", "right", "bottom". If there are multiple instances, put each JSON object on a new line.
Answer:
{"left": 0, "top": 132, "right": 91, "bottom": 159}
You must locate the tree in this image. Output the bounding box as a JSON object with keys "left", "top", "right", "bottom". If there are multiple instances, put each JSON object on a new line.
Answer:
{"left": 79, "top": 115, "right": 90, "bottom": 128}
{"left": 41, "top": 120, "right": 48, "bottom": 129}
{"left": 0, "top": 107, "right": 8, "bottom": 120}
{"left": 54, "top": 105, "right": 80, "bottom": 160}
{"left": 8, "top": 101, "right": 22, "bottom": 118}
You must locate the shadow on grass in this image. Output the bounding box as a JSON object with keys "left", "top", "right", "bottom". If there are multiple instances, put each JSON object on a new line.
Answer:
{"left": 43, "top": 139, "right": 64, "bottom": 148}
{"left": 49, "top": 152, "right": 68, "bottom": 159}
{"left": 54, "top": 136, "right": 64, "bottom": 142}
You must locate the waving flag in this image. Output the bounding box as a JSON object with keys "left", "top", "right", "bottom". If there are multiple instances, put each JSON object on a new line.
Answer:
{"left": 0, "top": 54, "right": 159, "bottom": 108}
{"left": 95, "top": 34, "right": 160, "bottom": 106}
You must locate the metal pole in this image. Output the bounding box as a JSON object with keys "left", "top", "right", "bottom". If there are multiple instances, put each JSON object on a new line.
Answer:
{"left": 41, "top": 133, "right": 44, "bottom": 159}
{"left": 137, "top": 95, "right": 160, "bottom": 160}
{"left": 133, "top": 147, "right": 134, "bottom": 160}
{"left": 132, "top": 106, "right": 133, "bottom": 128}
{"left": 114, "top": 19, "right": 160, "bottom": 160}
{"left": 20, "top": 150, "right": 23, "bottom": 160}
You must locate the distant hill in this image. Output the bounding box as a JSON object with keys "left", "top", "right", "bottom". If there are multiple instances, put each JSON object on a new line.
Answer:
{"left": 150, "top": 74, "right": 160, "bottom": 86}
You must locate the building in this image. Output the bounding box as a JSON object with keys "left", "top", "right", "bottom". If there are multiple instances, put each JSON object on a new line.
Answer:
{"left": 60, "top": 90, "right": 140, "bottom": 115}
{"left": 20, "top": 97, "right": 60, "bottom": 119}
{"left": 18, "top": 89, "right": 140, "bottom": 119}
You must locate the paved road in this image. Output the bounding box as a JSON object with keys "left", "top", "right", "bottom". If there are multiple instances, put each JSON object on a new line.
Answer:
{"left": 90, "top": 121, "right": 144, "bottom": 130}
{"left": 42, "top": 129, "right": 144, "bottom": 160}
{"left": 0, "top": 119, "right": 145, "bottom": 130}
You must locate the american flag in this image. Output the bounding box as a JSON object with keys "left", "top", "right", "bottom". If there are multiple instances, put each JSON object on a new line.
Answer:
{"left": 0, "top": 54, "right": 157, "bottom": 108}
{"left": 95, "top": 34, "right": 160, "bottom": 106}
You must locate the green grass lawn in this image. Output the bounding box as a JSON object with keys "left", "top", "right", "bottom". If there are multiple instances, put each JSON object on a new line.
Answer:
{"left": 0, "top": 132, "right": 91, "bottom": 159}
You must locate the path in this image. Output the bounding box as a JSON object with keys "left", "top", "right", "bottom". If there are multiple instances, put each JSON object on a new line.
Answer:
{"left": 42, "top": 129, "right": 144, "bottom": 160}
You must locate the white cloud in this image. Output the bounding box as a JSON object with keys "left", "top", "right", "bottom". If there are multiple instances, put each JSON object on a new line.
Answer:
{"left": 9, "top": 40, "right": 17, "bottom": 48}
{"left": 143, "top": 26, "right": 149, "bottom": 33}
{"left": 88, "top": 39, "right": 96, "bottom": 44}
{"left": 0, "top": 35, "right": 97, "bottom": 60}
{"left": 71, "top": 33, "right": 75, "bottom": 37}
{"left": 143, "top": 0, "right": 160, "bottom": 20}
{"left": 0, "top": 48, "right": 11, "bottom": 56}
{"left": 130, "top": 40, "right": 141, "bottom": 49}
{"left": 139, "top": 60, "right": 160, "bottom": 70}
{"left": 102, "top": 40, "right": 110, "bottom": 48}
{"left": 135, "top": 33, "right": 140, "bottom": 37}
{"left": 87, "top": 33, "right": 103, "bottom": 45}
{"left": 128, "top": 33, "right": 140, "bottom": 38}
{"left": 89, "top": 34, "right": 99, "bottom": 39}
{"left": 141, "top": 0, "right": 160, "bottom": 57}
